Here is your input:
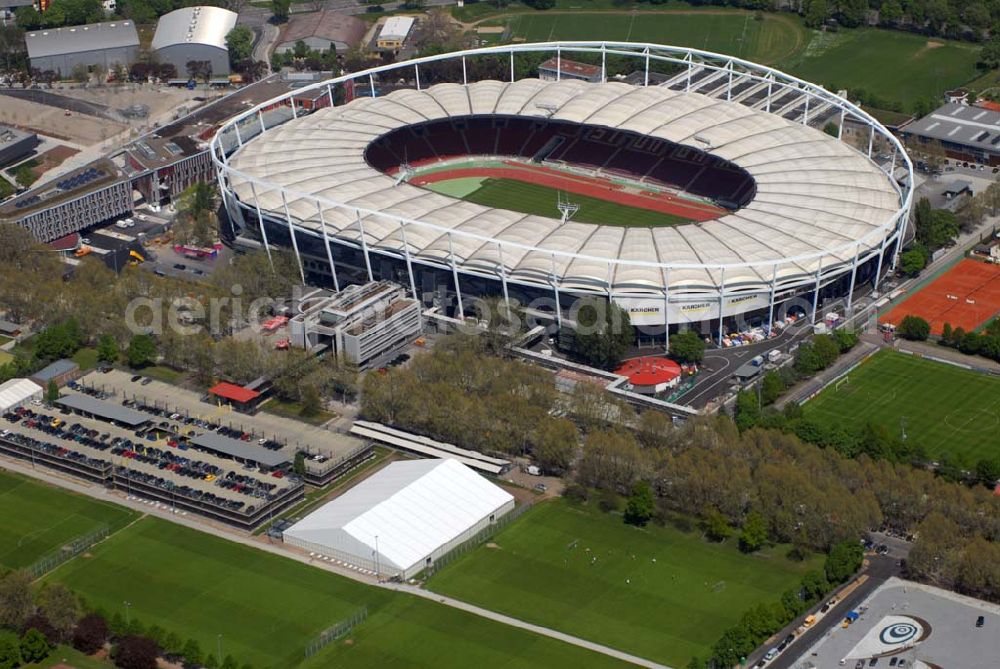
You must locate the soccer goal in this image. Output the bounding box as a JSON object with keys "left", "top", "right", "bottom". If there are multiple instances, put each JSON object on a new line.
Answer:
{"left": 834, "top": 376, "right": 850, "bottom": 391}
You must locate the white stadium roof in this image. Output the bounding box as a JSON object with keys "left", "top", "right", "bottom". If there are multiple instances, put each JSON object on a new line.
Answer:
{"left": 152, "top": 6, "right": 237, "bottom": 52}
{"left": 0, "top": 378, "right": 42, "bottom": 413}
{"left": 283, "top": 458, "right": 513, "bottom": 575}
{"left": 228, "top": 78, "right": 901, "bottom": 293}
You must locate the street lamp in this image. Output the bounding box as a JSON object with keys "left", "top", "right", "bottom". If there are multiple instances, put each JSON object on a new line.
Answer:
{"left": 123, "top": 601, "right": 131, "bottom": 626}
{"left": 374, "top": 535, "right": 381, "bottom": 581}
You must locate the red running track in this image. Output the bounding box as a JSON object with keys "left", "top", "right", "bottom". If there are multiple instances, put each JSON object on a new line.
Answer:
{"left": 880, "top": 258, "right": 1000, "bottom": 334}
{"left": 409, "top": 160, "right": 727, "bottom": 222}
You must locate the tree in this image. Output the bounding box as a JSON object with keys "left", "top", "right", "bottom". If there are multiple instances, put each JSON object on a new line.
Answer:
{"left": 879, "top": 0, "right": 903, "bottom": 24}
{"left": 127, "top": 334, "right": 157, "bottom": 368}
{"left": 46, "top": 379, "right": 59, "bottom": 403}
{"left": 739, "top": 510, "right": 769, "bottom": 553}
{"left": 980, "top": 37, "right": 1000, "bottom": 69}
{"left": 530, "top": 417, "right": 578, "bottom": 474}
{"left": 225, "top": 26, "right": 254, "bottom": 67}
{"left": 624, "top": 480, "right": 655, "bottom": 526}
{"left": 800, "top": 570, "right": 831, "bottom": 601}
{"left": 293, "top": 451, "right": 306, "bottom": 477}
{"left": 0, "top": 634, "right": 22, "bottom": 669}
{"left": 976, "top": 457, "right": 1000, "bottom": 486}
{"left": 72, "top": 613, "right": 108, "bottom": 654}
{"left": 299, "top": 383, "right": 321, "bottom": 417}
{"left": 804, "top": 0, "right": 828, "bottom": 27}
{"left": 669, "top": 330, "right": 705, "bottom": 364}
{"left": 19, "top": 628, "right": 50, "bottom": 664}
{"left": 825, "top": 540, "right": 864, "bottom": 583}
{"left": 113, "top": 635, "right": 158, "bottom": 669}
{"left": 897, "top": 315, "right": 931, "bottom": 341}
{"left": 704, "top": 507, "right": 732, "bottom": 542}
{"left": 734, "top": 390, "right": 760, "bottom": 431}
{"left": 97, "top": 334, "right": 119, "bottom": 364}
{"left": 204, "top": 653, "right": 219, "bottom": 668}
{"left": 823, "top": 121, "right": 839, "bottom": 137}
{"left": 0, "top": 570, "right": 34, "bottom": 630}
{"left": 760, "top": 371, "right": 785, "bottom": 405}
{"left": 221, "top": 654, "right": 239, "bottom": 669}
{"left": 569, "top": 298, "right": 634, "bottom": 370}
{"left": 182, "top": 639, "right": 202, "bottom": 667}
{"left": 36, "top": 583, "right": 79, "bottom": 641}
{"left": 271, "top": 0, "right": 290, "bottom": 22}
{"left": 899, "top": 248, "right": 927, "bottom": 276}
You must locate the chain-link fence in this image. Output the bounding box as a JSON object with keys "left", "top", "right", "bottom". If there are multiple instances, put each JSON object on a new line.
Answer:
{"left": 26, "top": 524, "right": 110, "bottom": 579}
{"left": 424, "top": 502, "right": 533, "bottom": 578}
{"left": 304, "top": 606, "right": 368, "bottom": 658}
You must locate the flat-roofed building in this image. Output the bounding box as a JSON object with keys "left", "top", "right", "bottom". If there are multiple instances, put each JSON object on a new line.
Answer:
{"left": 538, "top": 57, "right": 602, "bottom": 83}
{"left": 290, "top": 281, "right": 421, "bottom": 367}
{"left": 25, "top": 20, "right": 139, "bottom": 75}
{"left": 903, "top": 102, "right": 1000, "bottom": 166}
{"left": 376, "top": 16, "right": 414, "bottom": 50}
{"left": 0, "top": 125, "right": 39, "bottom": 168}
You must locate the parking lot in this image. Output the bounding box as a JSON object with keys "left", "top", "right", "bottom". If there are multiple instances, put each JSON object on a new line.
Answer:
{"left": 80, "top": 370, "right": 366, "bottom": 474}
{"left": 1, "top": 387, "right": 300, "bottom": 524}
{"left": 791, "top": 577, "right": 1000, "bottom": 668}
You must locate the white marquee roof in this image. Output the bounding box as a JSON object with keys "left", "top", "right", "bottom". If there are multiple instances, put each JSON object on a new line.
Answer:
{"left": 229, "top": 79, "right": 901, "bottom": 292}
{"left": 283, "top": 458, "right": 513, "bottom": 573}
{"left": 0, "top": 378, "right": 42, "bottom": 412}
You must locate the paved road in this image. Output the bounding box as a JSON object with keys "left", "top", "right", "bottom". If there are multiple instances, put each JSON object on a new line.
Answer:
{"left": 1, "top": 456, "right": 666, "bottom": 669}
{"left": 753, "top": 555, "right": 901, "bottom": 669}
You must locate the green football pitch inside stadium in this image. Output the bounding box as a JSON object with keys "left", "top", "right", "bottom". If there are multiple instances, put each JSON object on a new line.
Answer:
{"left": 424, "top": 177, "right": 693, "bottom": 227}
{"left": 48, "top": 516, "right": 630, "bottom": 669}
{"left": 0, "top": 470, "right": 136, "bottom": 569}
{"left": 428, "top": 499, "right": 822, "bottom": 666}
{"left": 803, "top": 349, "right": 1000, "bottom": 463}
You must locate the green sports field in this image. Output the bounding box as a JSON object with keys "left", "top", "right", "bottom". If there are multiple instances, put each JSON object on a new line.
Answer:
{"left": 483, "top": 9, "right": 979, "bottom": 109}
{"left": 787, "top": 28, "right": 981, "bottom": 109}
{"left": 482, "top": 11, "right": 804, "bottom": 64}
{"left": 48, "top": 516, "right": 628, "bottom": 669}
{"left": 428, "top": 499, "right": 822, "bottom": 667}
{"left": 0, "top": 470, "right": 136, "bottom": 569}
{"left": 803, "top": 349, "right": 1000, "bottom": 463}
{"left": 425, "top": 177, "right": 692, "bottom": 227}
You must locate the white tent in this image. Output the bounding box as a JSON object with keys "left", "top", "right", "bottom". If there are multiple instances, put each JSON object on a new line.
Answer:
{"left": 0, "top": 378, "right": 42, "bottom": 414}
{"left": 283, "top": 458, "right": 514, "bottom": 578}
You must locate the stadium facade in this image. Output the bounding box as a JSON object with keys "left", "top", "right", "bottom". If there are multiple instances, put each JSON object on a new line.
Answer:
{"left": 212, "top": 42, "right": 913, "bottom": 341}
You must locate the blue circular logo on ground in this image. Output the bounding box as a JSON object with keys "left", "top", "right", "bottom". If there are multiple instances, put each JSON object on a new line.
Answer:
{"left": 880, "top": 622, "right": 918, "bottom": 645}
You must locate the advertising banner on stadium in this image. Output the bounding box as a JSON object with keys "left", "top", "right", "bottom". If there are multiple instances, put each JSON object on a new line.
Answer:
{"left": 615, "top": 293, "right": 770, "bottom": 325}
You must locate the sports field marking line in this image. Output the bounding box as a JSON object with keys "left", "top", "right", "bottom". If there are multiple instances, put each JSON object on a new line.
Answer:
{"left": 31, "top": 512, "right": 146, "bottom": 582}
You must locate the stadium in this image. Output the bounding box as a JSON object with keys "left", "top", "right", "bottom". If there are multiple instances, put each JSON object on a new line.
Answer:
{"left": 212, "top": 42, "right": 913, "bottom": 339}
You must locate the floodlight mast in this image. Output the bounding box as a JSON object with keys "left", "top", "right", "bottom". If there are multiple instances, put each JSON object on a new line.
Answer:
{"left": 557, "top": 192, "right": 579, "bottom": 224}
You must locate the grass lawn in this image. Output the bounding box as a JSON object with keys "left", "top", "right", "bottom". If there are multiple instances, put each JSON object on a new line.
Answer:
{"left": 787, "top": 28, "right": 981, "bottom": 109}
{"left": 487, "top": 10, "right": 803, "bottom": 65}
{"left": 24, "top": 645, "right": 109, "bottom": 669}
{"left": 429, "top": 499, "right": 822, "bottom": 667}
{"left": 48, "top": 516, "right": 630, "bottom": 669}
{"left": 433, "top": 177, "right": 692, "bottom": 227}
{"left": 262, "top": 397, "right": 336, "bottom": 426}
{"left": 0, "top": 470, "right": 136, "bottom": 570}
{"left": 71, "top": 347, "right": 99, "bottom": 372}
{"left": 803, "top": 349, "right": 1000, "bottom": 464}
{"left": 137, "top": 364, "right": 185, "bottom": 385}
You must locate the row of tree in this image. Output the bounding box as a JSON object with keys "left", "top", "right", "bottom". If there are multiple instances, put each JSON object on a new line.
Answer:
{"left": 0, "top": 571, "right": 251, "bottom": 669}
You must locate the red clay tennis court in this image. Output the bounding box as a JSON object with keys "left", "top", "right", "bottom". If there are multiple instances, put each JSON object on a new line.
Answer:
{"left": 880, "top": 259, "right": 1000, "bottom": 334}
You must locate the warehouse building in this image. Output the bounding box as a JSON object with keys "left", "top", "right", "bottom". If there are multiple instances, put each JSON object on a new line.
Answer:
{"left": 276, "top": 11, "right": 366, "bottom": 54}
{"left": 30, "top": 358, "right": 79, "bottom": 388}
{"left": 152, "top": 6, "right": 238, "bottom": 78}
{"left": 902, "top": 102, "right": 1000, "bottom": 166}
{"left": 283, "top": 458, "right": 515, "bottom": 579}
{"left": 25, "top": 20, "right": 139, "bottom": 75}
{"left": 0, "top": 379, "right": 42, "bottom": 414}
